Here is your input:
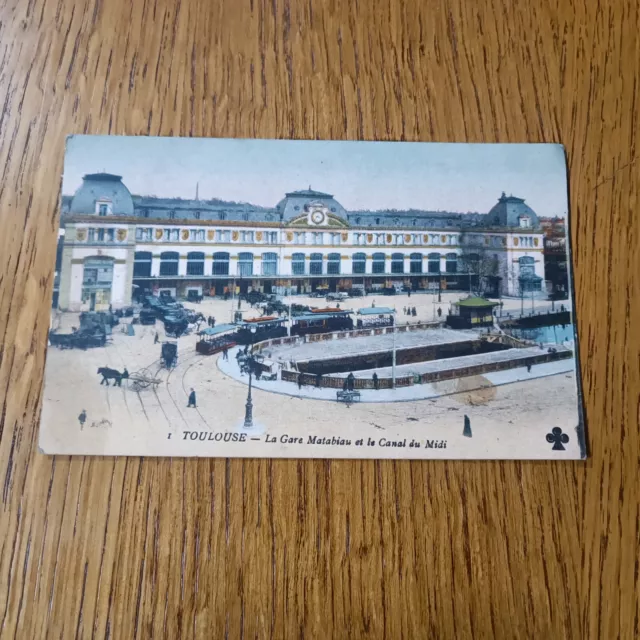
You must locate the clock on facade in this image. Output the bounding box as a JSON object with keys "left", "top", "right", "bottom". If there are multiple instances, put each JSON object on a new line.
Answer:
{"left": 310, "top": 210, "right": 326, "bottom": 225}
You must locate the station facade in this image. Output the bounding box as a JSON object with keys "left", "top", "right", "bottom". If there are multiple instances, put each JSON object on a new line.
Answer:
{"left": 57, "top": 173, "right": 548, "bottom": 311}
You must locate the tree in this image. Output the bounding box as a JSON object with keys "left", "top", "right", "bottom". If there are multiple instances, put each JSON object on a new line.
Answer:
{"left": 458, "top": 232, "right": 501, "bottom": 297}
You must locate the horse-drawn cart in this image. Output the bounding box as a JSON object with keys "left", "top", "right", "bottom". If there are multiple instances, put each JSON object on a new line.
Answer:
{"left": 161, "top": 341, "right": 178, "bottom": 368}
{"left": 127, "top": 367, "right": 162, "bottom": 391}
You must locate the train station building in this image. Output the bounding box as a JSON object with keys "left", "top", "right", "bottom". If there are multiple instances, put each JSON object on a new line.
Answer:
{"left": 56, "top": 173, "right": 547, "bottom": 311}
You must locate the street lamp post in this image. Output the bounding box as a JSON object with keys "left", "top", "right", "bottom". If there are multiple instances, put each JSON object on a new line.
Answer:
{"left": 243, "top": 329, "right": 257, "bottom": 428}
{"left": 392, "top": 324, "right": 397, "bottom": 389}
{"left": 244, "top": 363, "right": 254, "bottom": 428}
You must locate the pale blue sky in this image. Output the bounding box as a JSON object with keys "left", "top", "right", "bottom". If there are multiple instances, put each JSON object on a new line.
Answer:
{"left": 62, "top": 136, "right": 568, "bottom": 216}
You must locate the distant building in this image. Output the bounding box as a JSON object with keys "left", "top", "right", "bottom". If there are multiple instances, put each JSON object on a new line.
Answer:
{"left": 539, "top": 216, "right": 569, "bottom": 297}
{"left": 56, "top": 175, "right": 547, "bottom": 311}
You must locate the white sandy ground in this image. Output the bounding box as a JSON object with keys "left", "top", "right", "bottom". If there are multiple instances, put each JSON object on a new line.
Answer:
{"left": 40, "top": 293, "right": 582, "bottom": 459}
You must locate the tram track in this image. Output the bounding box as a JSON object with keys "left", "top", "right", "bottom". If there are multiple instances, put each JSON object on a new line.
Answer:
{"left": 164, "top": 350, "right": 212, "bottom": 430}
{"left": 179, "top": 358, "right": 213, "bottom": 429}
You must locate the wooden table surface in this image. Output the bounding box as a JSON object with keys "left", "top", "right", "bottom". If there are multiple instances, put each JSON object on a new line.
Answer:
{"left": 0, "top": 0, "right": 638, "bottom": 637}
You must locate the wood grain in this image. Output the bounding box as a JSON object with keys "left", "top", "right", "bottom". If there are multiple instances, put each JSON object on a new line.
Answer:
{"left": 0, "top": 0, "right": 638, "bottom": 637}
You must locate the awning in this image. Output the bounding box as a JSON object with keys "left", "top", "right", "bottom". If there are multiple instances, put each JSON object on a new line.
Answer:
{"left": 198, "top": 323, "right": 237, "bottom": 336}
{"left": 293, "top": 314, "right": 343, "bottom": 322}
{"left": 357, "top": 307, "right": 396, "bottom": 315}
{"left": 454, "top": 296, "right": 498, "bottom": 308}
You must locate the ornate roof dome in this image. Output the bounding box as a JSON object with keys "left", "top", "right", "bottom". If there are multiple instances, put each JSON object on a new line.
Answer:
{"left": 275, "top": 187, "right": 347, "bottom": 221}
{"left": 69, "top": 173, "right": 134, "bottom": 215}
{"left": 487, "top": 192, "right": 539, "bottom": 228}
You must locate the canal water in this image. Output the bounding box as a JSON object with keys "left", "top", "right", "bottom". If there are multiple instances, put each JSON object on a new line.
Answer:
{"left": 505, "top": 324, "right": 575, "bottom": 345}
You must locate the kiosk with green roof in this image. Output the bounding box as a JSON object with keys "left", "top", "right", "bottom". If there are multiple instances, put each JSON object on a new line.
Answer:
{"left": 446, "top": 296, "right": 498, "bottom": 329}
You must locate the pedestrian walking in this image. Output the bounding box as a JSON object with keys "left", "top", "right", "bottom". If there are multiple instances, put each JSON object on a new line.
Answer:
{"left": 463, "top": 415, "right": 472, "bottom": 438}
{"left": 408, "top": 290, "right": 411, "bottom": 298}
{"left": 316, "top": 373, "right": 322, "bottom": 388}
{"left": 154, "top": 332, "right": 159, "bottom": 344}
{"left": 527, "top": 363, "right": 532, "bottom": 373}
{"left": 437, "top": 307, "right": 442, "bottom": 318}
{"left": 187, "top": 388, "right": 197, "bottom": 408}
{"left": 371, "top": 299, "right": 376, "bottom": 308}
{"left": 222, "top": 346, "right": 229, "bottom": 360}
{"left": 297, "top": 373, "right": 303, "bottom": 389}
{"left": 78, "top": 409, "right": 87, "bottom": 430}
{"left": 372, "top": 372, "right": 379, "bottom": 390}
{"left": 211, "top": 317, "right": 215, "bottom": 327}
{"left": 412, "top": 306, "right": 417, "bottom": 317}
{"left": 347, "top": 372, "right": 355, "bottom": 391}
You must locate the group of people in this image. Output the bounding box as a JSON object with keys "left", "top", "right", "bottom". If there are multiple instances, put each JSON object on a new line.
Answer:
{"left": 403, "top": 306, "right": 418, "bottom": 317}
{"left": 206, "top": 316, "right": 216, "bottom": 327}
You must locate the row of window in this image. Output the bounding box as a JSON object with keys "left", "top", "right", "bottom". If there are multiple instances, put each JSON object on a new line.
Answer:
{"left": 133, "top": 251, "right": 498, "bottom": 277}
{"left": 82, "top": 227, "right": 535, "bottom": 248}
{"left": 134, "top": 228, "right": 280, "bottom": 244}
{"left": 85, "top": 228, "right": 116, "bottom": 242}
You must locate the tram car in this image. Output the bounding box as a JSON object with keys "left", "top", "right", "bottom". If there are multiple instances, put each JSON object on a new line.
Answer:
{"left": 161, "top": 341, "right": 178, "bottom": 368}
{"left": 355, "top": 307, "right": 396, "bottom": 328}
{"left": 290, "top": 309, "right": 354, "bottom": 337}
{"left": 233, "top": 317, "right": 287, "bottom": 345}
{"left": 196, "top": 324, "right": 237, "bottom": 355}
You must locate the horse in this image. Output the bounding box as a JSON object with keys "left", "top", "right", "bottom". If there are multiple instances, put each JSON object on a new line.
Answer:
{"left": 97, "top": 367, "right": 124, "bottom": 386}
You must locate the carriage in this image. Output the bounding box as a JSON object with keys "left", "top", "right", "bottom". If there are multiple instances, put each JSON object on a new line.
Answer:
{"left": 161, "top": 341, "right": 178, "bottom": 368}
{"left": 196, "top": 324, "right": 237, "bottom": 355}
{"left": 49, "top": 330, "right": 107, "bottom": 349}
{"left": 138, "top": 308, "right": 157, "bottom": 325}
{"left": 290, "top": 309, "right": 353, "bottom": 337}
{"left": 163, "top": 315, "right": 189, "bottom": 337}
{"left": 127, "top": 368, "right": 162, "bottom": 391}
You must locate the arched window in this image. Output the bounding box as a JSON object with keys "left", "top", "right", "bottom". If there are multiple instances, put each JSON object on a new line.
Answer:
{"left": 159, "top": 251, "right": 179, "bottom": 276}
{"left": 391, "top": 253, "right": 404, "bottom": 274}
{"left": 186, "top": 251, "right": 205, "bottom": 276}
{"left": 412, "top": 219, "right": 417, "bottom": 226}
{"left": 194, "top": 210, "right": 201, "bottom": 220}
{"left": 355, "top": 217, "right": 361, "bottom": 225}
{"left": 212, "top": 252, "right": 230, "bottom": 275}
{"left": 83, "top": 257, "right": 114, "bottom": 287}
{"left": 445, "top": 253, "right": 458, "bottom": 274}
{"left": 410, "top": 252, "right": 423, "bottom": 274}
{"left": 168, "top": 210, "right": 176, "bottom": 220}
{"left": 428, "top": 252, "right": 441, "bottom": 274}
{"left": 238, "top": 252, "right": 254, "bottom": 276}
{"left": 519, "top": 255, "right": 535, "bottom": 275}
{"left": 133, "top": 251, "right": 152, "bottom": 277}
{"left": 352, "top": 252, "right": 366, "bottom": 274}
{"left": 310, "top": 253, "right": 323, "bottom": 275}
{"left": 262, "top": 252, "right": 278, "bottom": 276}
{"left": 519, "top": 256, "right": 539, "bottom": 291}
{"left": 292, "top": 253, "right": 306, "bottom": 275}
{"left": 375, "top": 217, "right": 380, "bottom": 225}
{"left": 219, "top": 212, "right": 226, "bottom": 221}
{"left": 327, "top": 253, "right": 341, "bottom": 275}
{"left": 372, "top": 252, "right": 386, "bottom": 274}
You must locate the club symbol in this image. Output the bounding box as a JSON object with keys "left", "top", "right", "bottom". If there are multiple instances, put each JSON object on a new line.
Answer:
{"left": 546, "top": 427, "right": 569, "bottom": 451}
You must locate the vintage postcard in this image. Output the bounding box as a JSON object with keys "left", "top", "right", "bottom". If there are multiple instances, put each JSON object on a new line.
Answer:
{"left": 40, "top": 136, "right": 586, "bottom": 459}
